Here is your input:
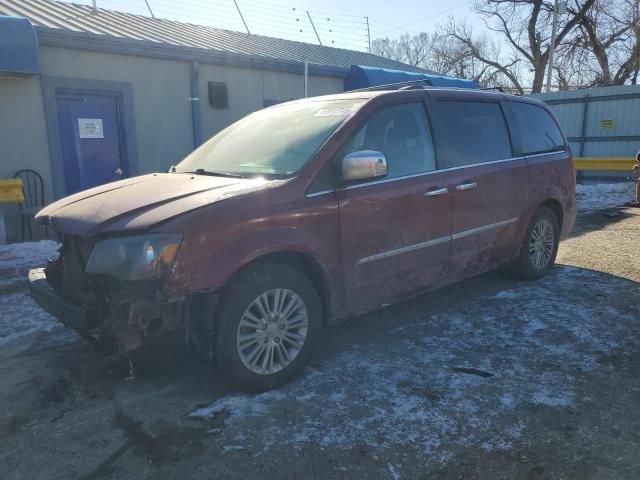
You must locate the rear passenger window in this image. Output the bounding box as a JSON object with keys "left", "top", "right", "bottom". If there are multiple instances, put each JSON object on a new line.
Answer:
{"left": 509, "top": 102, "right": 566, "bottom": 155}
{"left": 343, "top": 102, "right": 436, "bottom": 179}
{"left": 437, "top": 101, "right": 512, "bottom": 168}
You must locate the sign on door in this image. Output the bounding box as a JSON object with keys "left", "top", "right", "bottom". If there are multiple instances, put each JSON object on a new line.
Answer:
{"left": 77, "top": 118, "right": 104, "bottom": 139}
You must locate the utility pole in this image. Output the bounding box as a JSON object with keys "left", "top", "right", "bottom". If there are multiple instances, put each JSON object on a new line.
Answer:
{"left": 144, "top": 0, "right": 155, "bottom": 18}
{"left": 234, "top": 0, "right": 250, "bottom": 34}
{"left": 307, "top": 11, "right": 323, "bottom": 46}
{"left": 365, "top": 16, "right": 371, "bottom": 53}
{"left": 545, "top": 0, "right": 560, "bottom": 92}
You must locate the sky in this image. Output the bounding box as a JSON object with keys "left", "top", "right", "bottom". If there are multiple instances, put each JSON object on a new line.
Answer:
{"left": 66, "top": 0, "right": 486, "bottom": 52}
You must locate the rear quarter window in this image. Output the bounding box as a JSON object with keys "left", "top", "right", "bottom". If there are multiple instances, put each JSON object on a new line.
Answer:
{"left": 509, "top": 101, "right": 566, "bottom": 155}
{"left": 435, "top": 101, "right": 512, "bottom": 168}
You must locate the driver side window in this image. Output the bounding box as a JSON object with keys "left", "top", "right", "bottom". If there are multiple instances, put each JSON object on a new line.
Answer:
{"left": 343, "top": 102, "right": 436, "bottom": 179}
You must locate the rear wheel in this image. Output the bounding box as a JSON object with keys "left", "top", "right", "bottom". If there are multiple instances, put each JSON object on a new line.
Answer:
{"left": 215, "top": 263, "right": 322, "bottom": 392}
{"left": 513, "top": 206, "right": 560, "bottom": 280}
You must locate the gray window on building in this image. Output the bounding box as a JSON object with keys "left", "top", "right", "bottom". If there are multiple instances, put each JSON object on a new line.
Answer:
{"left": 509, "top": 101, "right": 566, "bottom": 155}
{"left": 437, "top": 101, "right": 512, "bottom": 168}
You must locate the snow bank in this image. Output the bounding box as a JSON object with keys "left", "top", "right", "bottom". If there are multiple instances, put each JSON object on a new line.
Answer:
{"left": 0, "top": 240, "right": 58, "bottom": 270}
{"left": 576, "top": 182, "right": 635, "bottom": 211}
{"left": 0, "top": 241, "right": 61, "bottom": 345}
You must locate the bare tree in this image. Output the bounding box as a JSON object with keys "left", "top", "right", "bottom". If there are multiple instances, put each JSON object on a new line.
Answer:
{"left": 445, "top": 19, "right": 526, "bottom": 93}
{"left": 371, "top": 37, "right": 404, "bottom": 62}
{"left": 372, "top": 29, "right": 514, "bottom": 88}
{"left": 571, "top": 0, "right": 640, "bottom": 86}
{"left": 448, "top": 0, "right": 596, "bottom": 92}
{"left": 371, "top": 33, "right": 433, "bottom": 67}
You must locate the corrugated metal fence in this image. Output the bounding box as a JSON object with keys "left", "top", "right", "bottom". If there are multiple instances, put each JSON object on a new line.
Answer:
{"left": 529, "top": 85, "right": 640, "bottom": 179}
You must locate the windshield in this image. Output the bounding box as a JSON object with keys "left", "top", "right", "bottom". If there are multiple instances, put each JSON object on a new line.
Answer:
{"left": 175, "top": 99, "right": 364, "bottom": 178}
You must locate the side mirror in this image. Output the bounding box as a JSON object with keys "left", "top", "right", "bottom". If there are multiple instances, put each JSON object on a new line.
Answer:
{"left": 341, "top": 150, "right": 388, "bottom": 183}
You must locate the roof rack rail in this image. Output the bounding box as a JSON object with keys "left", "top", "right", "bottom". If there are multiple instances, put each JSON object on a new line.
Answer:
{"left": 480, "top": 86, "right": 505, "bottom": 92}
{"left": 348, "top": 79, "right": 433, "bottom": 92}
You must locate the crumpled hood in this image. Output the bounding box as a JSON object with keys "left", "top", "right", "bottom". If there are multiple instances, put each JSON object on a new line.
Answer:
{"left": 36, "top": 173, "right": 280, "bottom": 236}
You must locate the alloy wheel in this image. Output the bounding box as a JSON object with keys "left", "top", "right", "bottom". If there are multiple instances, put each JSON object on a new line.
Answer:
{"left": 529, "top": 218, "right": 555, "bottom": 270}
{"left": 236, "top": 288, "right": 309, "bottom": 375}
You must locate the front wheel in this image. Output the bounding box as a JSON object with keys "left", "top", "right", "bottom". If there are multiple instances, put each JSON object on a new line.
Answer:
{"left": 215, "top": 264, "right": 322, "bottom": 392}
{"left": 513, "top": 206, "right": 560, "bottom": 280}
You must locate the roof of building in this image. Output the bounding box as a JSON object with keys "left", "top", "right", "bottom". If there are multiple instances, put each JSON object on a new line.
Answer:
{"left": 0, "top": 0, "right": 430, "bottom": 76}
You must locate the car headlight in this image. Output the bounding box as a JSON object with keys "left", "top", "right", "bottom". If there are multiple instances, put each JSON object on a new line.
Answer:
{"left": 85, "top": 234, "right": 182, "bottom": 281}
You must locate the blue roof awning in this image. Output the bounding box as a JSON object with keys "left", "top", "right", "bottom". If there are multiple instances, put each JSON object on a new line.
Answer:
{"left": 345, "top": 65, "right": 480, "bottom": 91}
{"left": 0, "top": 16, "right": 39, "bottom": 76}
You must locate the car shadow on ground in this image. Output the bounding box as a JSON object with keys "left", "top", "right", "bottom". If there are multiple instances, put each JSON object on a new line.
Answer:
{"left": 568, "top": 206, "right": 636, "bottom": 240}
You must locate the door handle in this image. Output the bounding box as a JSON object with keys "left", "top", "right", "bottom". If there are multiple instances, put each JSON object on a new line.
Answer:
{"left": 424, "top": 187, "right": 448, "bottom": 197}
{"left": 456, "top": 182, "right": 477, "bottom": 191}
{"left": 113, "top": 167, "right": 123, "bottom": 175}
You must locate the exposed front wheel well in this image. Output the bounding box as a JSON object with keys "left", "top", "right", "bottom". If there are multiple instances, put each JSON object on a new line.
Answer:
{"left": 224, "top": 251, "right": 329, "bottom": 325}
{"left": 540, "top": 199, "right": 563, "bottom": 230}
{"left": 186, "top": 251, "right": 330, "bottom": 360}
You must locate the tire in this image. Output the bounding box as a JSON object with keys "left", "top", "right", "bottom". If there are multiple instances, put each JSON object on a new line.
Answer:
{"left": 215, "top": 263, "right": 323, "bottom": 392}
{"left": 513, "top": 206, "right": 560, "bottom": 280}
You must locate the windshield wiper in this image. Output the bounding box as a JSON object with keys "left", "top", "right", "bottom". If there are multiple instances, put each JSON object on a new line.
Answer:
{"left": 188, "top": 168, "right": 244, "bottom": 178}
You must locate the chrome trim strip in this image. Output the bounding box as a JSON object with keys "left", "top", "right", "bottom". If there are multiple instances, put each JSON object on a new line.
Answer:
{"left": 340, "top": 170, "right": 438, "bottom": 191}
{"left": 305, "top": 189, "right": 334, "bottom": 198}
{"left": 525, "top": 150, "right": 566, "bottom": 159}
{"left": 356, "top": 235, "right": 451, "bottom": 265}
{"left": 356, "top": 217, "right": 519, "bottom": 265}
{"left": 438, "top": 156, "right": 525, "bottom": 174}
{"left": 451, "top": 217, "right": 518, "bottom": 240}
{"left": 340, "top": 156, "right": 526, "bottom": 191}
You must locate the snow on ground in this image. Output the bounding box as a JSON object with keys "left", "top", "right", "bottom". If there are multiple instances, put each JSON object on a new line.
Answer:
{"left": 576, "top": 182, "right": 635, "bottom": 211}
{"left": 192, "top": 266, "right": 638, "bottom": 463}
{"left": 0, "top": 241, "right": 62, "bottom": 345}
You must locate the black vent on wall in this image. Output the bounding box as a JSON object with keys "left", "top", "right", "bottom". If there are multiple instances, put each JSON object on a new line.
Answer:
{"left": 208, "top": 81, "right": 228, "bottom": 108}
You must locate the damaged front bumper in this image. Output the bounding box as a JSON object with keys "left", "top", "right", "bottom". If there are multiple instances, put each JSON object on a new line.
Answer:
{"left": 29, "top": 268, "right": 95, "bottom": 331}
{"left": 28, "top": 267, "right": 187, "bottom": 352}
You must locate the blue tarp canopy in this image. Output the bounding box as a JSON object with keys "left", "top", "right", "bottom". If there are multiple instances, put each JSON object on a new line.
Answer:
{"left": 344, "top": 65, "right": 480, "bottom": 91}
{"left": 0, "top": 16, "right": 39, "bottom": 76}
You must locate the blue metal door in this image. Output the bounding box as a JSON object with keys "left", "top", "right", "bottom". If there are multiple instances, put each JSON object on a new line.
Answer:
{"left": 56, "top": 92, "right": 126, "bottom": 194}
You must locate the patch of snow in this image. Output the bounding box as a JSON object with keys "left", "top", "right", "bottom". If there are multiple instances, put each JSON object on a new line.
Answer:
{"left": 493, "top": 289, "right": 520, "bottom": 299}
{"left": 576, "top": 182, "right": 635, "bottom": 211}
{"left": 222, "top": 445, "right": 244, "bottom": 452}
{"left": 387, "top": 463, "right": 401, "bottom": 480}
{"left": 0, "top": 240, "right": 58, "bottom": 269}
{"left": 532, "top": 389, "right": 573, "bottom": 407}
{"left": 481, "top": 437, "right": 511, "bottom": 451}
{"left": 192, "top": 265, "right": 637, "bottom": 462}
{"left": 0, "top": 241, "right": 63, "bottom": 346}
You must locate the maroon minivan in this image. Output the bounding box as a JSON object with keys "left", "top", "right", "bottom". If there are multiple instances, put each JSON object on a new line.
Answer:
{"left": 30, "top": 87, "right": 576, "bottom": 391}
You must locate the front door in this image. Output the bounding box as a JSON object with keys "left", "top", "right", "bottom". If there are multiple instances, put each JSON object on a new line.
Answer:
{"left": 56, "top": 92, "right": 126, "bottom": 194}
{"left": 432, "top": 99, "right": 528, "bottom": 280}
{"left": 337, "top": 101, "right": 452, "bottom": 311}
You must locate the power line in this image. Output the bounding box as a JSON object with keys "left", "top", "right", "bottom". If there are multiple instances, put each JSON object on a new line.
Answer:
{"left": 62, "top": 0, "right": 415, "bottom": 51}
{"left": 375, "top": 1, "right": 471, "bottom": 36}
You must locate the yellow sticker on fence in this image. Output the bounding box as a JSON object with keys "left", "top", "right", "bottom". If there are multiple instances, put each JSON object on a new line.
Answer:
{"left": 599, "top": 119, "right": 614, "bottom": 129}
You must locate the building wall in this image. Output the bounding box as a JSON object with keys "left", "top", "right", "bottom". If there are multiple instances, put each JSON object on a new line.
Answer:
{"left": 0, "top": 76, "right": 52, "bottom": 197}
{"left": 0, "top": 75, "right": 52, "bottom": 241}
{"left": 197, "top": 64, "right": 344, "bottom": 141}
{"left": 40, "top": 46, "right": 194, "bottom": 174}
{"left": 0, "top": 45, "right": 345, "bottom": 241}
